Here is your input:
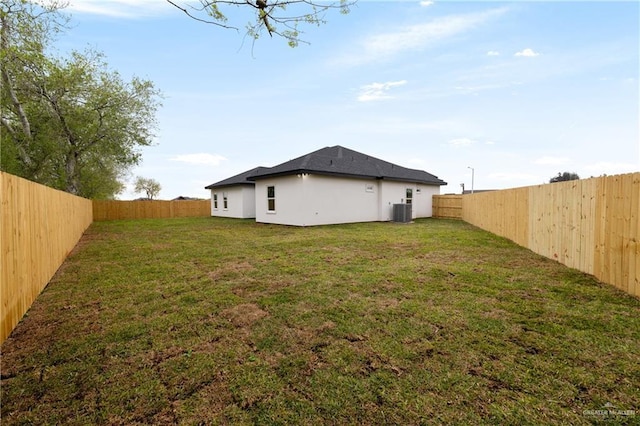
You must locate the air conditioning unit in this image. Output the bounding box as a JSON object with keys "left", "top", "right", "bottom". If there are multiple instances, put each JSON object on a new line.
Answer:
{"left": 393, "top": 203, "right": 412, "bottom": 223}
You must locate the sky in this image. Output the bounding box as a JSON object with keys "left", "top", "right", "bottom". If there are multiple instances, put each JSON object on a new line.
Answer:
{"left": 58, "top": 0, "right": 639, "bottom": 199}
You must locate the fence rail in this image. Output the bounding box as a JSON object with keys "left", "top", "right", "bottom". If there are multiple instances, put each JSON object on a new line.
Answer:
{"left": 93, "top": 199, "right": 210, "bottom": 221}
{"left": 1, "top": 172, "right": 93, "bottom": 343}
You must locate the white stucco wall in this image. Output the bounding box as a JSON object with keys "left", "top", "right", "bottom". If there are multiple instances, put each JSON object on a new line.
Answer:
{"left": 255, "top": 174, "right": 441, "bottom": 226}
{"left": 210, "top": 186, "right": 256, "bottom": 218}
{"left": 377, "top": 181, "right": 440, "bottom": 221}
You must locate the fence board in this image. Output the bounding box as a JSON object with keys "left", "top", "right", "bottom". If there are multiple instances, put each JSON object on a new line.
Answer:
{"left": 432, "top": 195, "right": 463, "bottom": 219}
{"left": 93, "top": 200, "right": 210, "bottom": 221}
{"left": 450, "top": 172, "right": 639, "bottom": 298}
{"left": 1, "top": 172, "right": 93, "bottom": 343}
{"left": 630, "top": 174, "right": 640, "bottom": 297}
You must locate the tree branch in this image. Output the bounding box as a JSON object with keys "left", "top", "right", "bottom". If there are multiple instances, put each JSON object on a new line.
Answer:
{"left": 166, "top": 0, "right": 354, "bottom": 47}
{"left": 1, "top": 14, "right": 33, "bottom": 145}
{"left": 166, "top": 0, "right": 239, "bottom": 30}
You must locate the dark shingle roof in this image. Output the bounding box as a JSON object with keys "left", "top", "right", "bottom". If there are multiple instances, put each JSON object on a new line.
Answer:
{"left": 205, "top": 167, "right": 269, "bottom": 189}
{"left": 248, "top": 146, "right": 446, "bottom": 185}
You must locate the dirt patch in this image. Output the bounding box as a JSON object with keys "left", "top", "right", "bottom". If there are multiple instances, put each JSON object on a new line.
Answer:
{"left": 208, "top": 261, "right": 255, "bottom": 281}
{"left": 66, "top": 228, "right": 103, "bottom": 257}
{"left": 220, "top": 303, "right": 269, "bottom": 327}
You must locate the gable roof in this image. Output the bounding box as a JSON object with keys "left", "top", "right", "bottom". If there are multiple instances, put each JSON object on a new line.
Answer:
{"left": 248, "top": 146, "right": 447, "bottom": 186}
{"left": 205, "top": 166, "right": 269, "bottom": 189}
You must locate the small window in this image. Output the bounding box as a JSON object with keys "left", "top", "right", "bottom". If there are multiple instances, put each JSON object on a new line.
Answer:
{"left": 223, "top": 192, "right": 228, "bottom": 210}
{"left": 213, "top": 193, "right": 218, "bottom": 209}
{"left": 267, "top": 186, "right": 275, "bottom": 211}
{"left": 406, "top": 188, "right": 413, "bottom": 204}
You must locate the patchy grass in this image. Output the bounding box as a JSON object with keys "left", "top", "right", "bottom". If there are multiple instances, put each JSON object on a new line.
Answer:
{"left": 1, "top": 217, "right": 639, "bottom": 425}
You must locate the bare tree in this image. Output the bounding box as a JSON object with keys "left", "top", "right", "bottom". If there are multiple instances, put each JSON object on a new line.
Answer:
{"left": 134, "top": 177, "right": 162, "bottom": 200}
{"left": 166, "top": 0, "right": 354, "bottom": 47}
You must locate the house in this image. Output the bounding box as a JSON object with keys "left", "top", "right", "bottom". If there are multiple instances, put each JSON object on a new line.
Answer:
{"left": 205, "top": 167, "right": 269, "bottom": 218}
{"left": 172, "top": 196, "right": 204, "bottom": 201}
{"left": 205, "top": 146, "right": 447, "bottom": 226}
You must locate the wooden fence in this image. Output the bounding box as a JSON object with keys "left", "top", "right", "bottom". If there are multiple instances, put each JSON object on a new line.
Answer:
{"left": 1, "top": 176, "right": 212, "bottom": 343}
{"left": 93, "top": 199, "right": 210, "bottom": 221}
{"left": 432, "top": 195, "right": 463, "bottom": 219}
{"left": 1, "top": 172, "right": 93, "bottom": 343}
{"left": 434, "top": 173, "right": 639, "bottom": 297}
{"left": 2, "top": 171, "right": 637, "bottom": 343}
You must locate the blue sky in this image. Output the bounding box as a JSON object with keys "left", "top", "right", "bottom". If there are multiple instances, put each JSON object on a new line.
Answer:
{"left": 61, "top": 0, "right": 638, "bottom": 199}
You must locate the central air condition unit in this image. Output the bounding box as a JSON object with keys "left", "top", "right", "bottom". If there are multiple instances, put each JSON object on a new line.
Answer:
{"left": 393, "top": 203, "right": 412, "bottom": 223}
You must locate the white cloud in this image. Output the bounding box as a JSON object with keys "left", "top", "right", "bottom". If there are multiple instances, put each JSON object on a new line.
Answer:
{"left": 487, "top": 50, "right": 500, "bottom": 56}
{"left": 67, "top": 0, "right": 169, "bottom": 17}
{"left": 582, "top": 161, "right": 637, "bottom": 176}
{"left": 339, "top": 7, "right": 508, "bottom": 66}
{"left": 515, "top": 48, "right": 540, "bottom": 57}
{"left": 448, "top": 137, "right": 477, "bottom": 147}
{"left": 420, "top": 1, "right": 435, "bottom": 6}
{"left": 170, "top": 153, "right": 228, "bottom": 166}
{"left": 357, "top": 80, "right": 407, "bottom": 102}
{"left": 533, "top": 156, "right": 570, "bottom": 166}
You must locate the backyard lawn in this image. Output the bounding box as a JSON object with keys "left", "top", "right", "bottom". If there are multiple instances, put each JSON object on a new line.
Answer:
{"left": 1, "top": 217, "right": 639, "bottom": 424}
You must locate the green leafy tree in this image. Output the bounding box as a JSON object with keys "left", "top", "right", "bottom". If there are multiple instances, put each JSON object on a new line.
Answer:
{"left": 134, "top": 176, "right": 162, "bottom": 200}
{"left": 550, "top": 172, "right": 580, "bottom": 183}
{"left": 166, "top": 0, "right": 354, "bottom": 48}
{"left": 1, "top": 0, "right": 161, "bottom": 199}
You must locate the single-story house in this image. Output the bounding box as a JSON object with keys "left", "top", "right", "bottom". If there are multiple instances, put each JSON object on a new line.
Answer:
{"left": 205, "top": 167, "right": 269, "bottom": 218}
{"left": 205, "top": 145, "right": 447, "bottom": 226}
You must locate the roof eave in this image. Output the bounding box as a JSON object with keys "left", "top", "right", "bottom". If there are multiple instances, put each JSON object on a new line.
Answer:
{"left": 204, "top": 182, "right": 255, "bottom": 190}
{"left": 249, "top": 169, "right": 383, "bottom": 181}
{"left": 249, "top": 170, "right": 446, "bottom": 185}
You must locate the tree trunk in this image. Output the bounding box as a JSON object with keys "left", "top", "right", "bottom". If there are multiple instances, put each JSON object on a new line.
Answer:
{"left": 0, "top": 12, "right": 35, "bottom": 169}
{"left": 65, "top": 151, "right": 80, "bottom": 195}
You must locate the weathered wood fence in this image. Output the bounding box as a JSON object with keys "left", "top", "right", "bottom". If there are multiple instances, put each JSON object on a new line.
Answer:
{"left": 93, "top": 199, "right": 210, "bottom": 221}
{"left": 1, "top": 172, "right": 93, "bottom": 343}
{"left": 433, "top": 173, "right": 639, "bottom": 298}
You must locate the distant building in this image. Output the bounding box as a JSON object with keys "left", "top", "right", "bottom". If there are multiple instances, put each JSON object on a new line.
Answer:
{"left": 462, "top": 189, "right": 497, "bottom": 195}
{"left": 172, "top": 196, "right": 203, "bottom": 201}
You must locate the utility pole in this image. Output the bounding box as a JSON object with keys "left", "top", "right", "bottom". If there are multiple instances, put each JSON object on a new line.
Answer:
{"left": 467, "top": 166, "right": 475, "bottom": 194}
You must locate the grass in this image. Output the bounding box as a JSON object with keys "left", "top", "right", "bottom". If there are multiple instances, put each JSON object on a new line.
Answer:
{"left": 1, "top": 217, "right": 639, "bottom": 425}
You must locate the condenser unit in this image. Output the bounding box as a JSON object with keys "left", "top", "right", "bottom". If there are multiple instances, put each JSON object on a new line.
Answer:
{"left": 392, "top": 204, "right": 412, "bottom": 223}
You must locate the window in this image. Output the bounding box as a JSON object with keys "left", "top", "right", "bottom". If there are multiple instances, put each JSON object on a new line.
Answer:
{"left": 406, "top": 188, "right": 413, "bottom": 204}
{"left": 213, "top": 193, "right": 218, "bottom": 209}
{"left": 267, "top": 186, "right": 275, "bottom": 211}
{"left": 223, "top": 192, "right": 228, "bottom": 210}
